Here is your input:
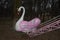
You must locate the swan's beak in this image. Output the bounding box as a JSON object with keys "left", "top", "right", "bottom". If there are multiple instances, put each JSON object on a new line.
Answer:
{"left": 17, "top": 12, "right": 19, "bottom": 15}
{"left": 17, "top": 7, "right": 22, "bottom": 16}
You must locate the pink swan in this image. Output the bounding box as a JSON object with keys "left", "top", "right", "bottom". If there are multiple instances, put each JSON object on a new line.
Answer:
{"left": 15, "top": 6, "right": 41, "bottom": 33}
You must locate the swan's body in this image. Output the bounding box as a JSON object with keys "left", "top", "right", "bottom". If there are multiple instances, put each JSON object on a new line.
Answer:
{"left": 15, "top": 6, "right": 41, "bottom": 33}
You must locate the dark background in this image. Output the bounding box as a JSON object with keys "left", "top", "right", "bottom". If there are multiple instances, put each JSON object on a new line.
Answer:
{"left": 0, "top": 0, "right": 60, "bottom": 40}
{"left": 17, "top": 0, "right": 60, "bottom": 22}
{"left": 0, "top": 0, "right": 14, "bottom": 18}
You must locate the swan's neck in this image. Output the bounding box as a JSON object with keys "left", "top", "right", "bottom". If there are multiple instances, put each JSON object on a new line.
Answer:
{"left": 15, "top": 6, "right": 25, "bottom": 31}
{"left": 18, "top": 6, "right": 25, "bottom": 22}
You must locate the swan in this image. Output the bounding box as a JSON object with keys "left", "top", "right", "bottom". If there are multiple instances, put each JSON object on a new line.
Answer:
{"left": 15, "top": 6, "right": 41, "bottom": 33}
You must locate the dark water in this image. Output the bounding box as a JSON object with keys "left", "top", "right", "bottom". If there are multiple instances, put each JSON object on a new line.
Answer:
{"left": 0, "top": 17, "right": 60, "bottom": 40}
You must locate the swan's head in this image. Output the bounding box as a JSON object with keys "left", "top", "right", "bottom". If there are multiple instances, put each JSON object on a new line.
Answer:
{"left": 18, "top": 6, "right": 25, "bottom": 12}
{"left": 17, "top": 6, "right": 25, "bottom": 16}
